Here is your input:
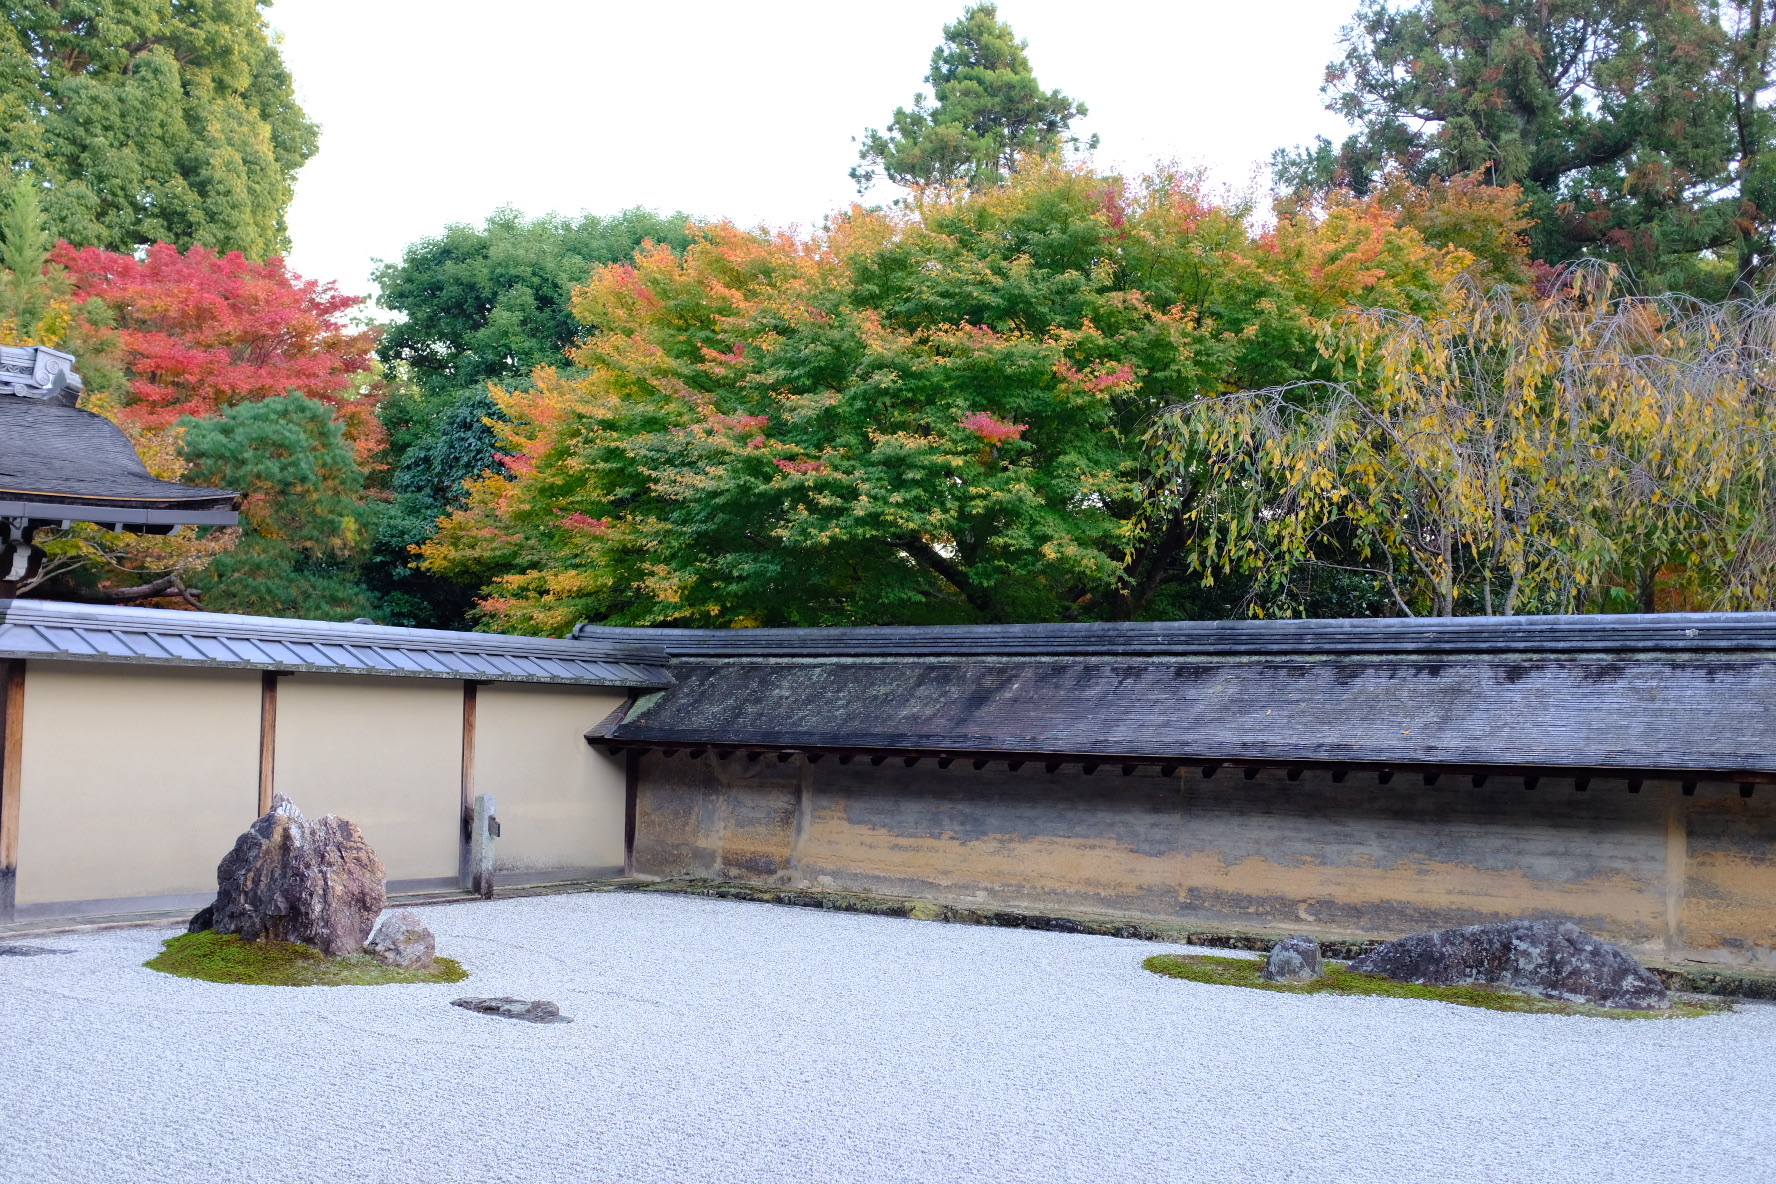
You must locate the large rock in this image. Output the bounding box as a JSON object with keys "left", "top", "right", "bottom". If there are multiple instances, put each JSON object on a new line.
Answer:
{"left": 1262, "top": 934, "right": 1324, "bottom": 983}
{"left": 365, "top": 910, "right": 436, "bottom": 971}
{"left": 1348, "top": 919, "right": 1669, "bottom": 1009}
{"left": 188, "top": 794, "right": 386, "bottom": 956}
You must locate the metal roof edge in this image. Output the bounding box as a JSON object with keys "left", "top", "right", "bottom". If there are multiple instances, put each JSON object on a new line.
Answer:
{"left": 0, "top": 600, "right": 673, "bottom": 686}
{"left": 570, "top": 611, "right": 1776, "bottom": 658}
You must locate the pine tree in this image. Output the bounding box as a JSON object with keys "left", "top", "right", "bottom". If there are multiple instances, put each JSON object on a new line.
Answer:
{"left": 1274, "top": 0, "right": 1739, "bottom": 291}
{"left": 852, "top": 4, "right": 1091, "bottom": 193}
{"left": 179, "top": 394, "right": 376, "bottom": 621}
{"left": 0, "top": 1, "right": 317, "bottom": 258}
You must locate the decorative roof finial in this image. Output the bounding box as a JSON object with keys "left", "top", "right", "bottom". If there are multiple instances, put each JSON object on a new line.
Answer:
{"left": 0, "top": 344, "right": 83, "bottom": 406}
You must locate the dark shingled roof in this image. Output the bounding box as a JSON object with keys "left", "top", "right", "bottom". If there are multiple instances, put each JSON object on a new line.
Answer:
{"left": 0, "top": 398, "right": 237, "bottom": 523}
{"left": 586, "top": 614, "right": 1776, "bottom": 778}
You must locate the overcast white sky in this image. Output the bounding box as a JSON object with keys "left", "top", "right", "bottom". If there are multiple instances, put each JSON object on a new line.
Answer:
{"left": 268, "top": 1, "right": 1358, "bottom": 304}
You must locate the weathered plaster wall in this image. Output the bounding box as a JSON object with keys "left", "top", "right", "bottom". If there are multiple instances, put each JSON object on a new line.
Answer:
{"left": 474, "top": 683, "right": 627, "bottom": 881}
{"left": 632, "top": 754, "right": 1776, "bottom": 966}
{"left": 14, "top": 663, "right": 260, "bottom": 912}
{"left": 273, "top": 673, "right": 461, "bottom": 888}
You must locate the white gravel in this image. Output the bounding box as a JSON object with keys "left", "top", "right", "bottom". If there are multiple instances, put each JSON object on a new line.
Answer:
{"left": 1, "top": 891, "right": 1771, "bottom": 1184}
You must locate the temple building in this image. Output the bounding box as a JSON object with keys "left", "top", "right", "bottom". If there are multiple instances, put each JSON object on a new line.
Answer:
{"left": 0, "top": 345, "right": 238, "bottom": 595}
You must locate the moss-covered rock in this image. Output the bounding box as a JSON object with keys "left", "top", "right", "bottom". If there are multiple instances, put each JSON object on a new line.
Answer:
{"left": 145, "top": 930, "right": 467, "bottom": 987}
{"left": 1143, "top": 953, "right": 1729, "bottom": 1019}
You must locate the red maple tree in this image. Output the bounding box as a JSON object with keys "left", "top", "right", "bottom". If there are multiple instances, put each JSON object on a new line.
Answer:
{"left": 53, "top": 242, "right": 381, "bottom": 443}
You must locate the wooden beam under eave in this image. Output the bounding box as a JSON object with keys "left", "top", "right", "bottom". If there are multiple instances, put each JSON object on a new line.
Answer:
{"left": 458, "top": 681, "right": 477, "bottom": 891}
{"left": 257, "top": 671, "right": 279, "bottom": 815}
{"left": 0, "top": 659, "right": 24, "bottom": 922}
{"left": 588, "top": 736, "right": 1776, "bottom": 791}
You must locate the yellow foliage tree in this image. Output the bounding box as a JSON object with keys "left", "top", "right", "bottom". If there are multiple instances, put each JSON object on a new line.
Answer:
{"left": 1151, "top": 266, "right": 1776, "bottom": 616}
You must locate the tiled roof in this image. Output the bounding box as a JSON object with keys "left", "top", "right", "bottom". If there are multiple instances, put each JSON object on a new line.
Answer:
{"left": 0, "top": 399, "right": 237, "bottom": 525}
{"left": 585, "top": 612, "right": 1776, "bottom": 777}
{"left": 0, "top": 600, "right": 672, "bottom": 688}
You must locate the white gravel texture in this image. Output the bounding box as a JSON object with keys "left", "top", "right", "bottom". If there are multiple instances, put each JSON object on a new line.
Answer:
{"left": 2, "top": 891, "right": 1772, "bottom": 1184}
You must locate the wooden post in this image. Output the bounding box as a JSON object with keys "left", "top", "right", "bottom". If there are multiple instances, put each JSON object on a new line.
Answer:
{"left": 458, "top": 682, "right": 478, "bottom": 890}
{"left": 257, "top": 671, "right": 279, "bottom": 815}
{"left": 0, "top": 660, "right": 23, "bottom": 922}
{"left": 624, "top": 747, "right": 639, "bottom": 877}
{"left": 470, "top": 792, "right": 498, "bottom": 899}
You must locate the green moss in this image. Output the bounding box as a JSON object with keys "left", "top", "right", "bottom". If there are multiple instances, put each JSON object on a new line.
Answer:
{"left": 145, "top": 930, "right": 468, "bottom": 987}
{"left": 1142, "top": 953, "right": 1730, "bottom": 1019}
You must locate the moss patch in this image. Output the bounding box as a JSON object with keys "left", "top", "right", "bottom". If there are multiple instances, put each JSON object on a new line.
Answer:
{"left": 146, "top": 931, "right": 467, "bottom": 987}
{"left": 1143, "top": 953, "right": 1729, "bottom": 1019}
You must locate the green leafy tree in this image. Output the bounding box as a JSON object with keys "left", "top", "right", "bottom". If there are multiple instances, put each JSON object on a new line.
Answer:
{"left": 0, "top": 0, "right": 317, "bottom": 258}
{"left": 369, "top": 390, "right": 505, "bottom": 627}
{"left": 180, "top": 394, "right": 375, "bottom": 620}
{"left": 374, "top": 206, "right": 696, "bottom": 405}
{"left": 417, "top": 164, "right": 1486, "bottom": 634}
{"left": 853, "top": 3, "right": 1091, "bottom": 193}
{"left": 1275, "top": 0, "right": 1742, "bottom": 291}
{"left": 367, "top": 206, "right": 695, "bottom": 627}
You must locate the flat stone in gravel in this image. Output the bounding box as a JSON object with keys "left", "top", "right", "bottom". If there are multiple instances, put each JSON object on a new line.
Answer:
{"left": 1261, "top": 933, "right": 1323, "bottom": 982}
{"left": 451, "top": 996, "right": 571, "bottom": 1024}
{"left": 1348, "top": 919, "right": 1670, "bottom": 1009}
{"left": 0, "top": 944, "right": 69, "bottom": 956}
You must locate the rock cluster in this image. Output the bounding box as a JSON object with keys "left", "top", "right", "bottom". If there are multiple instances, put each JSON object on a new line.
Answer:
{"left": 1349, "top": 919, "right": 1669, "bottom": 1009}
{"left": 188, "top": 794, "right": 387, "bottom": 956}
{"left": 1261, "top": 934, "right": 1324, "bottom": 983}
{"left": 365, "top": 910, "right": 436, "bottom": 971}
{"left": 451, "top": 997, "right": 573, "bottom": 1024}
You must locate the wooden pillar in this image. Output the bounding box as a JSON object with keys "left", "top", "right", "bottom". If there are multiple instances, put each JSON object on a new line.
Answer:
{"left": 0, "top": 660, "right": 23, "bottom": 922}
{"left": 458, "top": 681, "right": 478, "bottom": 890}
{"left": 623, "top": 748, "right": 640, "bottom": 877}
{"left": 257, "top": 671, "right": 280, "bottom": 815}
{"left": 1665, "top": 781, "right": 1689, "bottom": 959}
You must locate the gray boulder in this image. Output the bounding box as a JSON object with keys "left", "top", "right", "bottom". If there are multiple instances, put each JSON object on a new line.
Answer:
{"left": 451, "top": 997, "right": 573, "bottom": 1024}
{"left": 1262, "top": 934, "right": 1324, "bottom": 983}
{"left": 1348, "top": 919, "right": 1669, "bottom": 1009}
{"left": 188, "top": 794, "right": 387, "bottom": 956}
{"left": 365, "top": 910, "right": 436, "bottom": 971}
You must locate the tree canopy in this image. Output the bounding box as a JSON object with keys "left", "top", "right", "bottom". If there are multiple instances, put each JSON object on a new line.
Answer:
{"left": 0, "top": 0, "right": 318, "bottom": 258}
{"left": 853, "top": 3, "right": 1090, "bottom": 193}
{"left": 418, "top": 164, "right": 1481, "bottom": 634}
{"left": 56, "top": 240, "right": 379, "bottom": 438}
{"left": 180, "top": 393, "right": 375, "bottom": 620}
{"left": 1152, "top": 268, "right": 1776, "bottom": 616}
{"left": 366, "top": 205, "right": 696, "bottom": 627}
{"left": 1273, "top": 0, "right": 1767, "bottom": 294}
{"left": 373, "top": 206, "right": 696, "bottom": 402}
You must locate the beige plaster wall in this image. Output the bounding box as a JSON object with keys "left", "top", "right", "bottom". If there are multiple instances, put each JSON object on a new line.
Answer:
{"left": 273, "top": 673, "right": 461, "bottom": 885}
{"left": 15, "top": 662, "right": 261, "bottom": 907}
{"left": 634, "top": 754, "right": 1776, "bottom": 964}
{"left": 473, "top": 683, "right": 626, "bottom": 877}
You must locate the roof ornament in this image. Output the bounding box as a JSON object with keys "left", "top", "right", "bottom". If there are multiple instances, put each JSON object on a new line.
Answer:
{"left": 0, "top": 344, "right": 83, "bottom": 406}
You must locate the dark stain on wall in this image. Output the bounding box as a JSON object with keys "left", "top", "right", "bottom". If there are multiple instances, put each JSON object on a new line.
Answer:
{"left": 631, "top": 753, "right": 1776, "bottom": 966}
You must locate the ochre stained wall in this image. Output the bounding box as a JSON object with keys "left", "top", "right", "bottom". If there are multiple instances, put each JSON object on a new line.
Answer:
{"left": 472, "top": 683, "right": 627, "bottom": 880}
{"left": 631, "top": 754, "right": 1776, "bottom": 967}
{"left": 14, "top": 662, "right": 260, "bottom": 911}
{"left": 273, "top": 672, "right": 461, "bottom": 888}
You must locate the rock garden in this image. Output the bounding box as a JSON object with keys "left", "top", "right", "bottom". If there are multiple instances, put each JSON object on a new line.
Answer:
{"left": 1, "top": 798, "right": 1772, "bottom": 1183}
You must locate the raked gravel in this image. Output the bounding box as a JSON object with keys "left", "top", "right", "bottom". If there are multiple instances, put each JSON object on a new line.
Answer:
{"left": 0, "top": 891, "right": 1771, "bottom": 1184}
